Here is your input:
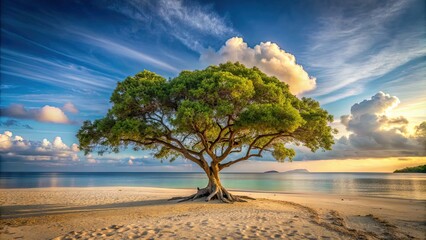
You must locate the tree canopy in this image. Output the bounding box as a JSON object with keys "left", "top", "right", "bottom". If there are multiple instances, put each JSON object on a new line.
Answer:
{"left": 394, "top": 164, "right": 426, "bottom": 173}
{"left": 77, "top": 62, "right": 335, "bottom": 202}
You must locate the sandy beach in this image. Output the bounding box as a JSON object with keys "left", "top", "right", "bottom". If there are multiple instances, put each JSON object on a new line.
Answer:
{"left": 0, "top": 187, "right": 425, "bottom": 240}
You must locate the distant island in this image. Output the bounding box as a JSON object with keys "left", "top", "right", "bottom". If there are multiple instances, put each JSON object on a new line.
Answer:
{"left": 284, "top": 169, "right": 309, "bottom": 173}
{"left": 394, "top": 165, "right": 426, "bottom": 173}
{"left": 264, "top": 169, "right": 310, "bottom": 174}
{"left": 264, "top": 170, "right": 279, "bottom": 173}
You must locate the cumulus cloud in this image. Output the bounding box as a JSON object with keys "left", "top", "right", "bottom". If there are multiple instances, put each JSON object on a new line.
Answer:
{"left": 294, "top": 92, "right": 424, "bottom": 160}
{"left": 350, "top": 92, "right": 400, "bottom": 117}
{"left": 71, "top": 143, "right": 80, "bottom": 152}
{"left": 37, "top": 106, "right": 70, "bottom": 123}
{"left": 0, "top": 131, "right": 14, "bottom": 150}
{"left": 62, "top": 102, "right": 78, "bottom": 113}
{"left": 340, "top": 92, "right": 413, "bottom": 150}
{"left": 0, "top": 131, "right": 79, "bottom": 161}
{"left": 200, "top": 37, "right": 316, "bottom": 95}
{"left": 0, "top": 104, "right": 72, "bottom": 124}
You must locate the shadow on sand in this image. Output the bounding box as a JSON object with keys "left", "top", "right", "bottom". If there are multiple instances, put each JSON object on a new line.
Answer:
{"left": 0, "top": 198, "right": 184, "bottom": 219}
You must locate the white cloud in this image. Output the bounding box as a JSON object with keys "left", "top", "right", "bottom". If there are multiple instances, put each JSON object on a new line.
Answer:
{"left": 71, "top": 143, "right": 80, "bottom": 152}
{"left": 0, "top": 104, "right": 71, "bottom": 124}
{"left": 294, "top": 92, "right": 424, "bottom": 160}
{"left": 341, "top": 92, "right": 414, "bottom": 150}
{"left": 13, "top": 135, "right": 24, "bottom": 141}
{"left": 0, "top": 131, "right": 13, "bottom": 150}
{"left": 350, "top": 92, "right": 400, "bottom": 117}
{"left": 62, "top": 102, "right": 78, "bottom": 113}
{"left": 0, "top": 131, "right": 79, "bottom": 161}
{"left": 52, "top": 137, "right": 69, "bottom": 150}
{"left": 200, "top": 37, "right": 316, "bottom": 95}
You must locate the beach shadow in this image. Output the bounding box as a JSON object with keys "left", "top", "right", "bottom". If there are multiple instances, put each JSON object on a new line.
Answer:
{"left": 0, "top": 198, "right": 179, "bottom": 219}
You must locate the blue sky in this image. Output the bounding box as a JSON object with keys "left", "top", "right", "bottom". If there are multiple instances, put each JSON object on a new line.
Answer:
{"left": 1, "top": 0, "right": 425, "bottom": 172}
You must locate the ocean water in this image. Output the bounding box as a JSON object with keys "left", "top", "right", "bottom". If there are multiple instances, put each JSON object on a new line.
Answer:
{"left": 1, "top": 172, "right": 425, "bottom": 200}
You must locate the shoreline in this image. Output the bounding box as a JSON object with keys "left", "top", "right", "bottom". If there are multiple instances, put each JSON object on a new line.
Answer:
{"left": 1, "top": 187, "right": 425, "bottom": 239}
{"left": 1, "top": 185, "right": 424, "bottom": 201}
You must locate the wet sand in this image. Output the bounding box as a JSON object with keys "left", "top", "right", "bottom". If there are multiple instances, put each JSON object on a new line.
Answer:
{"left": 0, "top": 187, "right": 425, "bottom": 239}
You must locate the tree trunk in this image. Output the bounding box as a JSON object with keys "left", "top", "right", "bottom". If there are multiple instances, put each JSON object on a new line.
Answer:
{"left": 169, "top": 164, "right": 255, "bottom": 203}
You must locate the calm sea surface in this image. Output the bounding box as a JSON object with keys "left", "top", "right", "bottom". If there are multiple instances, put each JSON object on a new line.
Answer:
{"left": 1, "top": 172, "right": 425, "bottom": 200}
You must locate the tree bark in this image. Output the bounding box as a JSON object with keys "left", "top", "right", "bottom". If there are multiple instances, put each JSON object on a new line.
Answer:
{"left": 169, "top": 163, "right": 255, "bottom": 203}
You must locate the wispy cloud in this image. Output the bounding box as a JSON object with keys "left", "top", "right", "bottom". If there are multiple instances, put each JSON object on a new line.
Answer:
{"left": 304, "top": 0, "right": 425, "bottom": 103}
{"left": 1, "top": 46, "right": 120, "bottom": 93}
{"left": 104, "top": 0, "right": 236, "bottom": 52}
{"left": 157, "top": 0, "right": 233, "bottom": 36}
{"left": 73, "top": 33, "right": 179, "bottom": 72}
{"left": 0, "top": 120, "right": 32, "bottom": 129}
{"left": 0, "top": 4, "right": 181, "bottom": 109}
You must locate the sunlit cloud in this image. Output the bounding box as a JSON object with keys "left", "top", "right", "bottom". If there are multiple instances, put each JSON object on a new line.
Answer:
{"left": 0, "top": 104, "right": 73, "bottom": 124}
{"left": 201, "top": 37, "right": 316, "bottom": 95}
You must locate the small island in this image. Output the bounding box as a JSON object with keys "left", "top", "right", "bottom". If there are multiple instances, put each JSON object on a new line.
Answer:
{"left": 264, "top": 170, "right": 279, "bottom": 173}
{"left": 394, "top": 165, "right": 426, "bottom": 173}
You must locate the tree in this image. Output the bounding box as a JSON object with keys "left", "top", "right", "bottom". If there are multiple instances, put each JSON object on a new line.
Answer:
{"left": 77, "top": 62, "right": 335, "bottom": 203}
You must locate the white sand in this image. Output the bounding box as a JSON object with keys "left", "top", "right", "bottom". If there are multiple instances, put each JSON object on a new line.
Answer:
{"left": 0, "top": 187, "right": 425, "bottom": 239}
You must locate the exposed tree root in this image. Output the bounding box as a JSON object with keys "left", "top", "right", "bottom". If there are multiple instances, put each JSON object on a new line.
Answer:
{"left": 168, "top": 187, "right": 255, "bottom": 203}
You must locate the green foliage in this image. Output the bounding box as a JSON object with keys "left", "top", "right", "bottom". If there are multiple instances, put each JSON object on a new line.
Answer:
{"left": 394, "top": 165, "right": 426, "bottom": 173}
{"left": 272, "top": 143, "right": 296, "bottom": 162}
{"left": 236, "top": 103, "right": 303, "bottom": 133}
{"left": 77, "top": 62, "right": 335, "bottom": 165}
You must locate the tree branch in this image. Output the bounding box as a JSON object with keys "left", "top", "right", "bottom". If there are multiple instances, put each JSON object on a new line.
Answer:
{"left": 218, "top": 133, "right": 291, "bottom": 170}
{"left": 216, "top": 131, "right": 236, "bottom": 162}
{"left": 208, "top": 115, "right": 234, "bottom": 152}
{"left": 120, "top": 137, "right": 207, "bottom": 169}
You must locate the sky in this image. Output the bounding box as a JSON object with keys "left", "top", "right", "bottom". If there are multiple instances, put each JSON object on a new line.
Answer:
{"left": 0, "top": 0, "right": 425, "bottom": 172}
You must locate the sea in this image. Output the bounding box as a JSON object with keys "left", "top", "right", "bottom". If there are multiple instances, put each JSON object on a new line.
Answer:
{"left": 1, "top": 172, "right": 425, "bottom": 200}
